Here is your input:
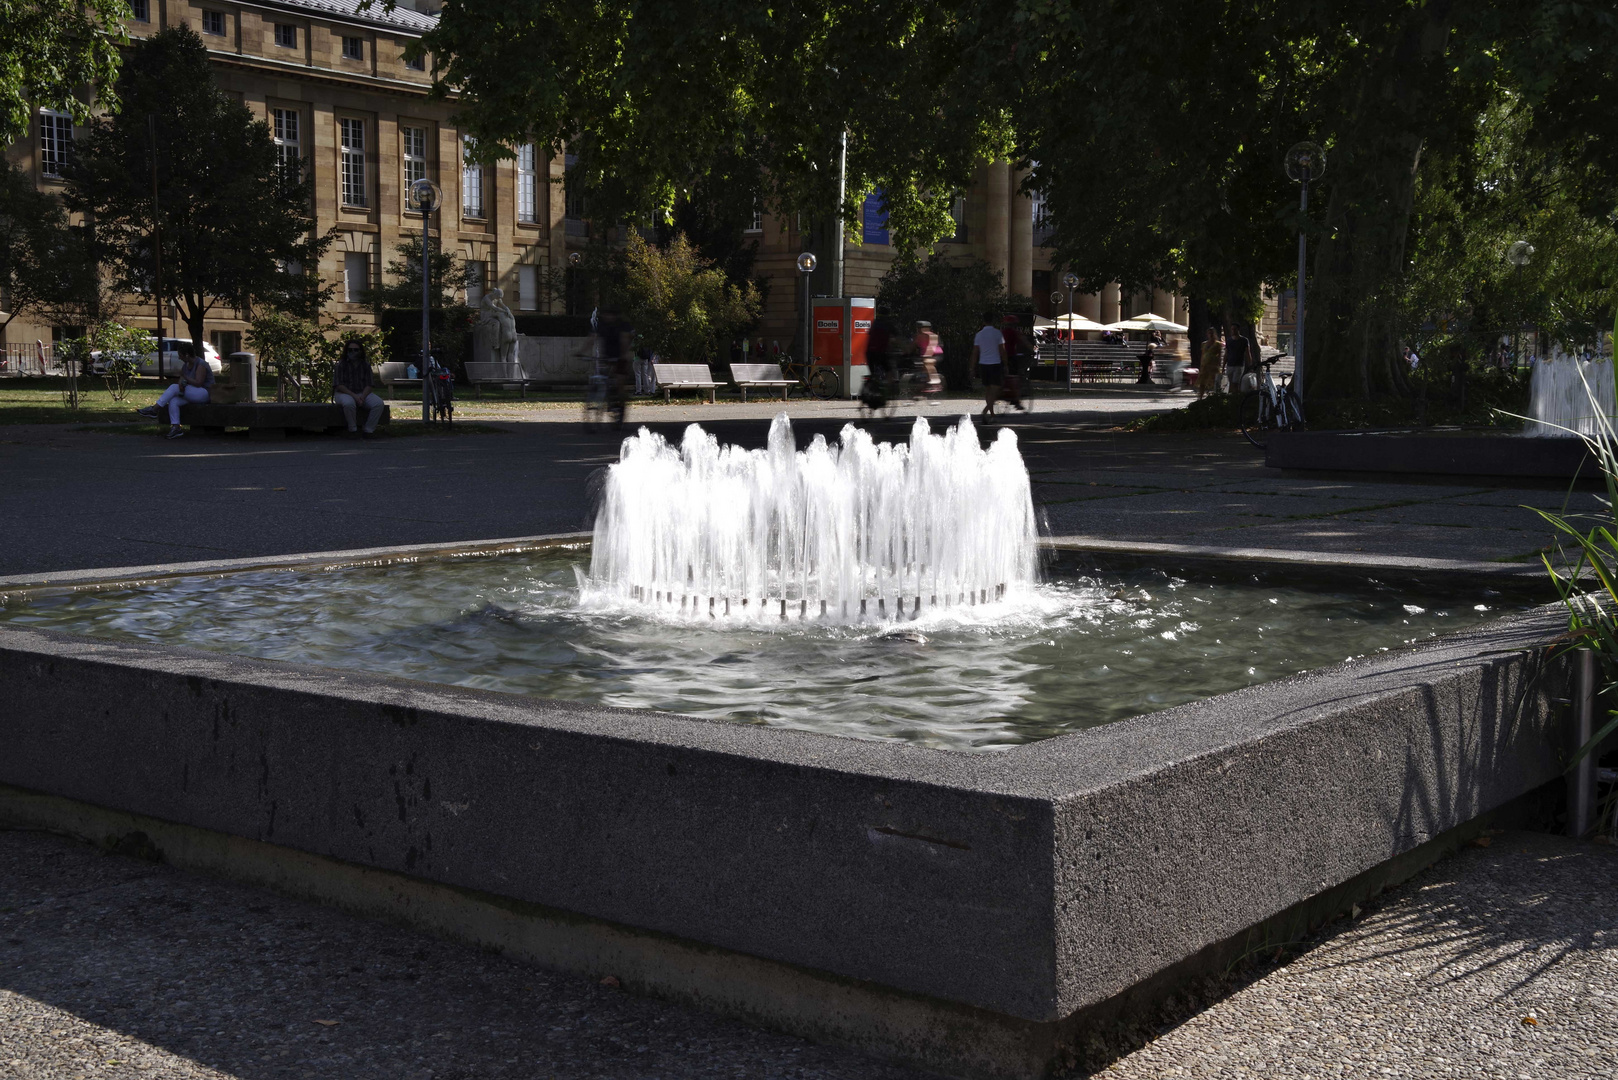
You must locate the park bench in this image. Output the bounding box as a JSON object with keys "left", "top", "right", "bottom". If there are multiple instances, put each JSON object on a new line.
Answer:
{"left": 652, "top": 362, "right": 720, "bottom": 403}
{"left": 464, "top": 361, "right": 528, "bottom": 397}
{"left": 729, "top": 362, "right": 797, "bottom": 402}
{"left": 178, "top": 401, "right": 391, "bottom": 440}
{"left": 379, "top": 362, "right": 421, "bottom": 399}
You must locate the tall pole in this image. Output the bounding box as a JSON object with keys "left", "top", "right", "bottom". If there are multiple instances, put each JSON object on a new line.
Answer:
{"left": 802, "top": 272, "right": 811, "bottom": 365}
{"left": 1294, "top": 167, "right": 1310, "bottom": 396}
{"left": 1066, "top": 285, "right": 1075, "bottom": 392}
{"left": 832, "top": 128, "right": 847, "bottom": 299}
{"left": 421, "top": 207, "right": 432, "bottom": 422}
{"left": 148, "top": 115, "right": 166, "bottom": 376}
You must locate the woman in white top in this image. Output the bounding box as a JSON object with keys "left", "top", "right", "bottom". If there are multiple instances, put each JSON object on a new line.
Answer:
{"left": 136, "top": 341, "right": 213, "bottom": 439}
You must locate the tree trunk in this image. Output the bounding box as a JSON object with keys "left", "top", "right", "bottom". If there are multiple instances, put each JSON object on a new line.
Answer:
{"left": 1303, "top": 1, "right": 1455, "bottom": 401}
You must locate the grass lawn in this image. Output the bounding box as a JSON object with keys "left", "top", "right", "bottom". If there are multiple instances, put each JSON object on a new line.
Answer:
{"left": 0, "top": 378, "right": 163, "bottom": 425}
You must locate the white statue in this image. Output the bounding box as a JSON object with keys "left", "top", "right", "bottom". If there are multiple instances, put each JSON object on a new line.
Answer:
{"left": 474, "top": 287, "right": 519, "bottom": 367}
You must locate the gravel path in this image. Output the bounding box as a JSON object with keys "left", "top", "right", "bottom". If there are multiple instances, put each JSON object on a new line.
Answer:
{"left": 0, "top": 829, "right": 930, "bottom": 1080}
{"left": 4, "top": 827, "right": 1616, "bottom": 1078}
{"left": 1105, "top": 831, "right": 1618, "bottom": 1079}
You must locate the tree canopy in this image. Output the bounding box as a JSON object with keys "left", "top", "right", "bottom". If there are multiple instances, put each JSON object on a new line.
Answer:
{"left": 0, "top": 162, "right": 99, "bottom": 343}
{"left": 423, "top": 0, "right": 1618, "bottom": 400}
{"left": 0, "top": 0, "right": 127, "bottom": 144}
{"left": 64, "top": 26, "right": 330, "bottom": 350}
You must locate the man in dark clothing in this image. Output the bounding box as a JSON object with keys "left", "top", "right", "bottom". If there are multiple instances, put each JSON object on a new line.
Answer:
{"left": 332, "top": 340, "right": 385, "bottom": 436}
{"left": 1224, "top": 329, "right": 1251, "bottom": 393}
{"left": 594, "top": 306, "right": 633, "bottom": 428}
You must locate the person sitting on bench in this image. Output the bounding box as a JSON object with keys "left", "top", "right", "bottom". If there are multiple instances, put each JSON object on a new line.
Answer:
{"left": 333, "top": 340, "right": 385, "bottom": 437}
{"left": 136, "top": 340, "right": 212, "bottom": 439}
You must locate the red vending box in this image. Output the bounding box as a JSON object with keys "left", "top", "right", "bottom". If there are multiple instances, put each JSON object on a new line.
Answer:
{"left": 809, "top": 297, "right": 874, "bottom": 398}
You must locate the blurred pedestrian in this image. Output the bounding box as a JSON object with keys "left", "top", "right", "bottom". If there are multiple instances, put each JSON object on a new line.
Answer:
{"left": 1224, "top": 327, "right": 1250, "bottom": 393}
{"left": 913, "top": 321, "right": 942, "bottom": 393}
{"left": 1196, "top": 326, "right": 1224, "bottom": 400}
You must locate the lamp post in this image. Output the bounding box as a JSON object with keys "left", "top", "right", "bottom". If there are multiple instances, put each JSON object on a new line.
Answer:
{"left": 1061, "top": 271, "right": 1080, "bottom": 392}
{"left": 1285, "top": 142, "right": 1325, "bottom": 398}
{"left": 1506, "top": 240, "right": 1534, "bottom": 372}
{"left": 797, "top": 251, "right": 818, "bottom": 372}
{"left": 406, "top": 177, "right": 443, "bottom": 423}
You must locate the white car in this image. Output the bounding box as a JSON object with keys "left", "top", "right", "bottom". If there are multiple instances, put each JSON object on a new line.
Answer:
{"left": 136, "top": 338, "right": 223, "bottom": 377}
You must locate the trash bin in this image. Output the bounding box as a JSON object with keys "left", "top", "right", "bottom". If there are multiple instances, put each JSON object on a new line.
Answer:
{"left": 227, "top": 352, "right": 258, "bottom": 403}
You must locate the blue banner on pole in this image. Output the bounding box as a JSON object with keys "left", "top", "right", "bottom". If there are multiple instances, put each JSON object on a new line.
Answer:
{"left": 862, "top": 191, "right": 889, "bottom": 246}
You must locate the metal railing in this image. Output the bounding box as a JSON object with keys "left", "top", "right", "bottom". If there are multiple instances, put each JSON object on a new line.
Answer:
{"left": 0, "top": 343, "right": 63, "bottom": 376}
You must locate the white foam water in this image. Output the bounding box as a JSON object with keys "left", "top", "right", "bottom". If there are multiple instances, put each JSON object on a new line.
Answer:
{"left": 582, "top": 413, "right": 1039, "bottom": 623}
{"left": 1525, "top": 357, "right": 1615, "bottom": 437}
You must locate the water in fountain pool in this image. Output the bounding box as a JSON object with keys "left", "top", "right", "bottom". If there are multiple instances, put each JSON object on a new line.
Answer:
{"left": 0, "top": 548, "right": 1523, "bottom": 751}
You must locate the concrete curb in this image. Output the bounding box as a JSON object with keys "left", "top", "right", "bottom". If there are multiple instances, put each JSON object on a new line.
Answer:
{"left": 0, "top": 531, "right": 594, "bottom": 595}
{"left": 1043, "top": 536, "right": 1550, "bottom": 583}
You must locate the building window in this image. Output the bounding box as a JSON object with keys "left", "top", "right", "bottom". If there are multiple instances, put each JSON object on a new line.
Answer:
{"left": 516, "top": 144, "right": 537, "bottom": 223}
{"left": 344, "top": 252, "right": 369, "bottom": 303}
{"left": 339, "top": 118, "right": 367, "bottom": 207}
{"left": 461, "top": 137, "right": 483, "bottom": 218}
{"left": 38, "top": 110, "right": 74, "bottom": 178}
{"left": 271, "top": 108, "right": 300, "bottom": 187}
{"left": 202, "top": 10, "right": 225, "bottom": 35}
{"left": 746, "top": 201, "right": 763, "bottom": 233}
{"left": 402, "top": 126, "right": 427, "bottom": 191}
{"left": 131, "top": 0, "right": 150, "bottom": 22}
{"left": 274, "top": 24, "right": 296, "bottom": 48}
{"left": 405, "top": 53, "right": 425, "bottom": 71}
{"left": 465, "top": 260, "right": 486, "bottom": 308}
{"left": 518, "top": 264, "right": 539, "bottom": 311}
{"left": 343, "top": 36, "right": 364, "bottom": 61}
{"left": 564, "top": 153, "right": 587, "bottom": 236}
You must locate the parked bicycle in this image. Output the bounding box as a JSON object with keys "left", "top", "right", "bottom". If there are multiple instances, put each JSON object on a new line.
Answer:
{"left": 1239, "top": 356, "right": 1305, "bottom": 448}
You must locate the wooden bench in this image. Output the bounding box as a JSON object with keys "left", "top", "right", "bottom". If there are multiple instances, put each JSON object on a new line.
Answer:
{"left": 653, "top": 362, "right": 720, "bottom": 403}
{"left": 178, "top": 401, "right": 391, "bottom": 440}
{"left": 464, "top": 361, "right": 528, "bottom": 397}
{"left": 729, "top": 362, "right": 797, "bottom": 402}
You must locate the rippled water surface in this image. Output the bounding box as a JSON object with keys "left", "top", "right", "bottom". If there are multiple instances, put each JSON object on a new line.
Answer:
{"left": 0, "top": 548, "right": 1524, "bottom": 751}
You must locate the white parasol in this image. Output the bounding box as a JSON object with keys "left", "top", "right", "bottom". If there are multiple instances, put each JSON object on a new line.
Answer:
{"left": 1106, "top": 312, "right": 1188, "bottom": 333}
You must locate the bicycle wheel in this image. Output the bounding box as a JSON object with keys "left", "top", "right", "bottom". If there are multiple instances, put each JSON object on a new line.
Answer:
{"left": 1281, "top": 386, "right": 1306, "bottom": 430}
{"left": 1239, "top": 391, "right": 1270, "bottom": 449}
{"left": 808, "top": 367, "right": 840, "bottom": 399}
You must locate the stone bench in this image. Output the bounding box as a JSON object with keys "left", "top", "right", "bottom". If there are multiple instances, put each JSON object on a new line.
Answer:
{"left": 652, "top": 363, "right": 719, "bottom": 403}
{"left": 729, "top": 362, "right": 797, "bottom": 402}
{"left": 179, "top": 401, "right": 392, "bottom": 440}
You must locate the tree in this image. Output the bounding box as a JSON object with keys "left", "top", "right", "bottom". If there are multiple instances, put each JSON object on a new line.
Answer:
{"left": 64, "top": 26, "right": 331, "bottom": 352}
{"left": 618, "top": 231, "right": 760, "bottom": 363}
{"left": 369, "top": 232, "right": 470, "bottom": 311}
{"left": 423, "top": 1, "right": 1017, "bottom": 250}
{"left": 0, "top": 163, "right": 100, "bottom": 345}
{"left": 245, "top": 307, "right": 321, "bottom": 402}
{"left": 1015, "top": 0, "right": 1618, "bottom": 401}
{"left": 0, "top": 0, "right": 127, "bottom": 144}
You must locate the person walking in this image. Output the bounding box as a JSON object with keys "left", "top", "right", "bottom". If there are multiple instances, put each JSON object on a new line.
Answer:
{"left": 971, "top": 312, "right": 1006, "bottom": 417}
{"left": 1195, "top": 326, "right": 1224, "bottom": 400}
{"left": 135, "top": 340, "right": 212, "bottom": 439}
{"left": 913, "top": 321, "right": 942, "bottom": 393}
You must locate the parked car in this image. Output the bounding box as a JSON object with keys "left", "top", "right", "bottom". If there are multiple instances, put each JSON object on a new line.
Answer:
{"left": 90, "top": 337, "right": 223, "bottom": 376}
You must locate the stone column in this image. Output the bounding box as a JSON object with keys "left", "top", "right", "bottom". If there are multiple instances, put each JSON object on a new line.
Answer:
{"left": 984, "top": 162, "right": 1010, "bottom": 290}
{"left": 1007, "top": 167, "right": 1033, "bottom": 301}
{"left": 1081, "top": 292, "right": 1102, "bottom": 321}
{"left": 1101, "top": 283, "right": 1121, "bottom": 324}
{"left": 1153, "top": 288, "right": 1174, "bottom": 319}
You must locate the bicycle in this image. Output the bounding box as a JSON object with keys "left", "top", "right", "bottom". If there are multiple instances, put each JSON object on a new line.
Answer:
{"left": 424, "top": 354, "right": 454, "bottom": 424}
{"left": 807, "top": 363, "right": 841, "bottom": 399}
{"left": 1239, "top": 356, "right": 1305, "bottom": 448}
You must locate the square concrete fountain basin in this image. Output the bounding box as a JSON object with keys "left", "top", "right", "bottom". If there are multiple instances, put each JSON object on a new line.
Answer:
{"left": 0, "top": 539, "right": 1575, "bottom": 1079}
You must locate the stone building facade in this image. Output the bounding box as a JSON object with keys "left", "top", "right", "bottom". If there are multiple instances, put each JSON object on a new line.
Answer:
{"left": 5, "top": 0, "right": 1209, "bottom": 359}
{"left": 3, "top": 0, "right": 566, "bottom": 353}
